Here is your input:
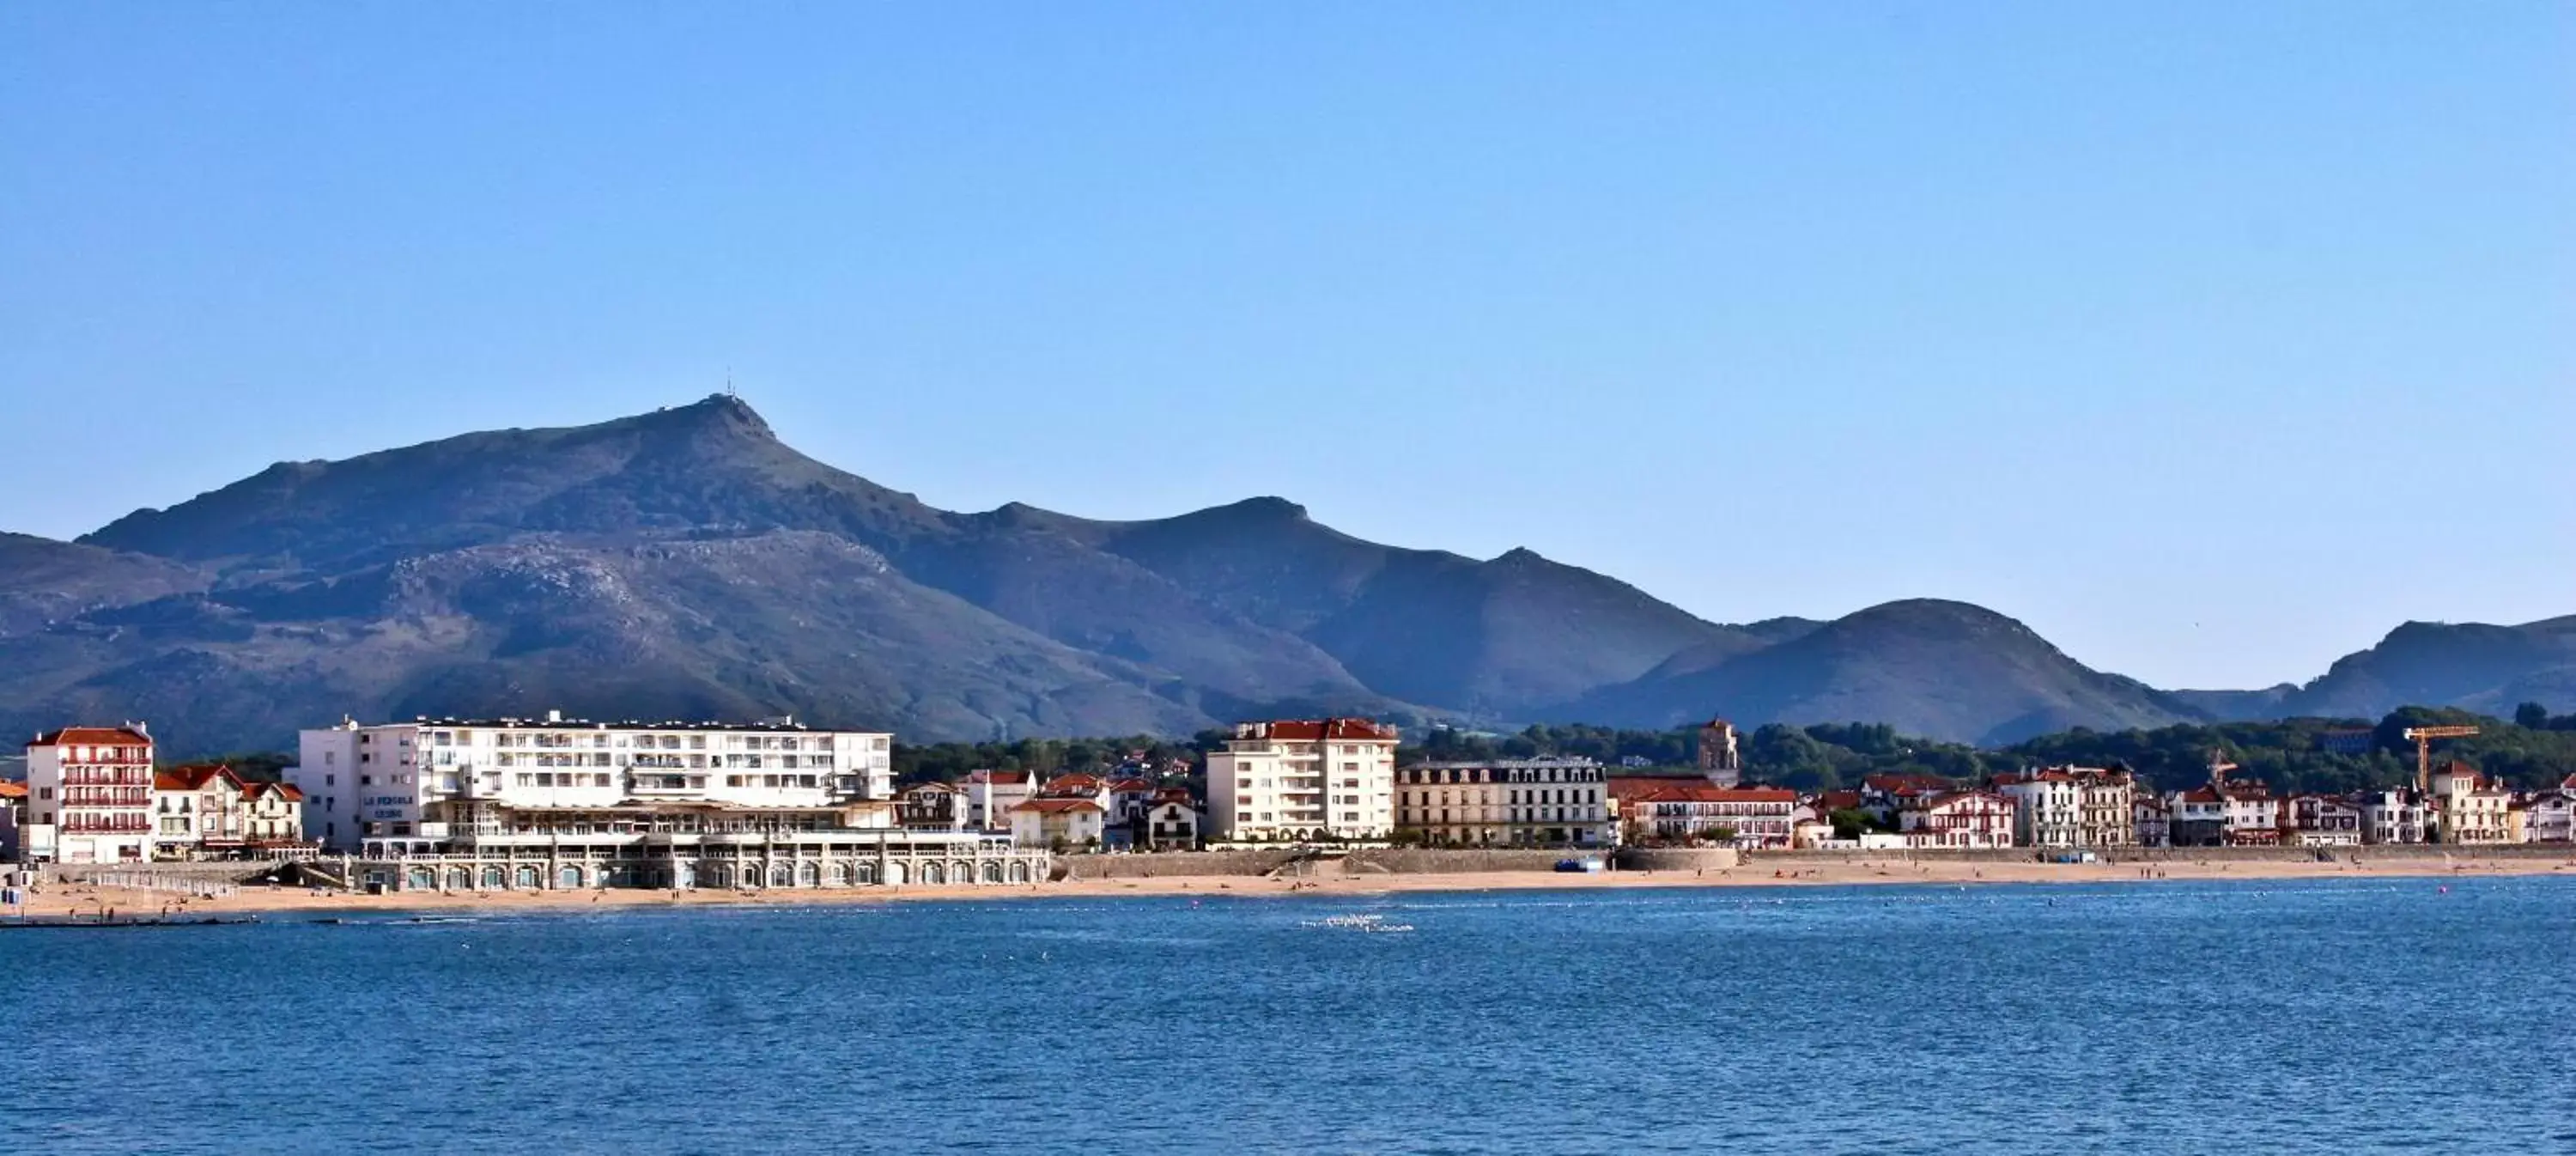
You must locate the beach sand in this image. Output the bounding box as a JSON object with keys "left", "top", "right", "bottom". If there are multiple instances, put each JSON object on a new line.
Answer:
{"left": 13, "top": 853, "right": 2574, "bottom": 922}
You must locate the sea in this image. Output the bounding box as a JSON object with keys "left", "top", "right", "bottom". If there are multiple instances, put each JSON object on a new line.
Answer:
{"left": 5, "top": 877, "right": 2573, "bottom": 1155}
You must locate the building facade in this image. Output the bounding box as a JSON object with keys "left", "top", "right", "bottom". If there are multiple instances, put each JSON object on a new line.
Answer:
{"left": 2429, "top": 763, "right": 2513, "bottom": 844}
{"left": 1898, "top": 791, "right": 2017, "bottom": 849}
{"left": 151, "top": 764, "right": 308, "bottom": 858}
{"left": 896, "top": 782, "right": 969, "bottom": 830}
{"left": 1205, "top": 719, "right": 1399, "bottom": 843}
{"left": 1610, "top": 782, "right": 1797, "bottom": 849}
{"left": 1394, "top": 757, "right": 1613, "bottom": 847}
{"left": 2356, "top": 789, "right": 2428, "bottom": 845}
{"left": 290, "top": 712, "right": 1037, "bottom": 891}
{"left": 24, "top": 725, "right": 156, "bottom": 864}
{"left": 2287, "top": 794, "right": 2362, "bottom": 847}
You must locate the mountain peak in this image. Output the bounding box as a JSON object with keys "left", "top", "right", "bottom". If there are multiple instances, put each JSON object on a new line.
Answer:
{"left": 641, "top": 393, "right": 775, "bottom": 441}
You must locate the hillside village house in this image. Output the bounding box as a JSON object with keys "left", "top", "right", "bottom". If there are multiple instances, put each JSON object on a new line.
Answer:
{"left": 23, "top": 725, "right": 157, "bottom": 864}
{"left": 1205, "top": 719, "right": 1399, "bottom": 843}
{"left": 1395, "top": 757, "right": 1613, "bottom": 847}
{"left": 1898, "top": 791, "right": 2016, "bottom": 849}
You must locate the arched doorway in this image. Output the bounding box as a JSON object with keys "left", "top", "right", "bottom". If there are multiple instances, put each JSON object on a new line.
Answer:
{"left": 513, "top": 864, "right": 539, "bottom": 889}
{"left": 445, "top": 867, "right": 471, "bottom": 891}
{"left": 556, "top": 865, "right": 582, "bottom": 889}
{"left": 920, "top": 861, "right": 945, "bottom": 885}
{"left": 481, "top": 866, "right": 506, "bottom": 890}
{"left": 980, "top": 861, "right": 1003, "bottom": 884}
{"left": 1008, "top": 861, "right": 1030, "bottom": 884}
{"left": 884, "top": 861, "right": 908, "bottom": 885}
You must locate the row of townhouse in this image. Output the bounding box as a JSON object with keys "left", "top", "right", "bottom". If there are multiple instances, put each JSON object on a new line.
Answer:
{"left": 2154, "top": 761, "right": 2576, "bottom": 848}
{"left": 4, "top": 724, "right": 313, "bottom": 864}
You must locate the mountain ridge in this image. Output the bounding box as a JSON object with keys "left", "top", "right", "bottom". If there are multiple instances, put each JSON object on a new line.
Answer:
{"left": 4, "top": 394, "right": 2567, "bottom": 756}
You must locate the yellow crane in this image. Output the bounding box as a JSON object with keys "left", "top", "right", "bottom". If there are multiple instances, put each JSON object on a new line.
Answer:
{"left": 2399, "top": 725, "right": 2480, "bottom": 793}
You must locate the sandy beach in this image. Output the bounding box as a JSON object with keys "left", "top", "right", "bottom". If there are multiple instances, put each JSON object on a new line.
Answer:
{"left": 11, "top": 853, "right": 2574, "bottom": 922}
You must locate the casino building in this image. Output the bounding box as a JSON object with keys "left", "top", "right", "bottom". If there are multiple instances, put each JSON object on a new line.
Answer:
{"left": 289, "top": 712, "right": 1044, "bottom": 891}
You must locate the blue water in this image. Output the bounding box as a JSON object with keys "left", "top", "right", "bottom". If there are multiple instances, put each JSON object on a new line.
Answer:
{"left": 6, "top": 878, "right": 2573, "bottom": 1154}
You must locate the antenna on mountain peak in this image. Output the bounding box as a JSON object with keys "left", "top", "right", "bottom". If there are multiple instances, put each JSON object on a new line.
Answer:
{"left": 725, "top": 367, "right": 737, "bottom": 399}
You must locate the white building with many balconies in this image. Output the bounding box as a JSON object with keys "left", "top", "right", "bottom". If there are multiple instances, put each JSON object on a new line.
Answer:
{"left": 1205, "top": 719, "right": 1399, "bottom": 843}
{"left": 22, "top": 725, "right": 157, "bottom": 864}
{"left": 289, "top": 711, "right": 1042, "bottom": 892}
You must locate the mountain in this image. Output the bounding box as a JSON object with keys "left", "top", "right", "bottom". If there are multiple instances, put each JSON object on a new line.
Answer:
{"left": 2275, "top": 618, "right": 2576, "bottom": 719}
{"left": 1558, "top": 599, "right": 2200, "bottom": 745}
{"left": 8, "top": 394, "right": 2570, "bottom": 756}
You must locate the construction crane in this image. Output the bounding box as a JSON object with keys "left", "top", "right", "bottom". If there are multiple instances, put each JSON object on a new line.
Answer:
{"left": 2400, "top": 725, "right": 2480, "bottom": 794}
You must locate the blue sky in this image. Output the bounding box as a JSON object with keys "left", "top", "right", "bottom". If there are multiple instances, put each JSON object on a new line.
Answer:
{"left": 3, "top": 3, "right": 2569, "bottom": 691}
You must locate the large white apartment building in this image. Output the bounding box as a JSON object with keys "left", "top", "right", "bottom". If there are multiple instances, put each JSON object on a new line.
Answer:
{"left": 284, "top": 710, "right": 1046, "bottom": 891}
{"left": 1205, "top": 719, "right": 1399, "bottom": 842}
{"left": 293, "top": 710, "right": 895, "bottom": 853}
{"left": 286, "top": 711, "right": 1040, "bottom": 892}
{"left": 22, "top": 725, "right": 157, "bottom": 864}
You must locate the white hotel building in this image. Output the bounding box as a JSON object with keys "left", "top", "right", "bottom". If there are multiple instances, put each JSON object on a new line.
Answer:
{"left": 1206, "top": 719, "right": 1399, "bottom": 842}
{"left": 289, "top": 712, "right": 1043, "bottom": 891}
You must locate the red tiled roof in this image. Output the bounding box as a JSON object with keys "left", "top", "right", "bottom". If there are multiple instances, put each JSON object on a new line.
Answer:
{"left": 1862, "top": 774, "right": 1953, "bottom": 794}
{"left": 965, "top": 770, "right": 1030, "bottom": 785}
{"left": 155, "top": 764, "right": 244, "bottom": 793}
{"left": 1249, "top": 718, "right": 1400, "bottom": 742}
{"left": 1011, "top": 799, "right": 1103, "bottom": 814}
{"left": 1630, "top": 783, "right": 1798, "bottom": 805}
{"left": 28, "top": 726, "right": 153, "bottom": 749}
{"left": 0, "top": 780, "right": 25, "bottom": 799}
{"left": 1108, "top": 777, "right": 1153, "bottom": 793}
{"left": 263, "top": 782, "right": 306, "bottom": 802}
{"left": 1917, "top": 790, "right": 2008, "bottom": 810}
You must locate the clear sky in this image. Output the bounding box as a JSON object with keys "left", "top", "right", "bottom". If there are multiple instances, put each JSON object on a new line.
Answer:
{"left": 3, "top": 3, "right": 2569, "bottom": 691}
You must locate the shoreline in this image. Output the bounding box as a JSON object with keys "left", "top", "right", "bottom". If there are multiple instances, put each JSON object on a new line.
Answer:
{"left": 13, "top": 854, "right": 2574, "bottom": 922}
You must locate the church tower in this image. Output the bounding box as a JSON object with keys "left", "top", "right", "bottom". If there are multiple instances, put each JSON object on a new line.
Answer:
{"left": 1698, "top": 718, "right": 1741, "bottom": 788}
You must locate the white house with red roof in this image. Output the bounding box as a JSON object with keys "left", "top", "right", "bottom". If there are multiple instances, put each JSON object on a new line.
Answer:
{"left": 1138, "top": 788, "right": 1200, "bottom": 851}
{"left": 1010, "top": 798, "right": 1106, "bottom": 849}
{"left": 2521, "top": 791, "right": 2575, "bottom": 843}
{"left": 1608, "top": 781, "right": 1796, "bottom": 849}
{"left": 150, "top": 764, "right": 309, "bottom": 857}
{"left": 2285, "top": 794, "right": 2362, "bottom": 847}
{"left": 24, "top": 724, "right": 156, "bottom": 863}
{"left": 2428, "top": 762, "right": 2514, "bottom": 843}
{"left": 963, "top": 769, "right": 1039, "bottom": 831}
{"left": 1205, "top": 719, "right": 1399, "bottom": 843}
{"left": 1898, "top": 790, "right": 2016, "bottom": 849}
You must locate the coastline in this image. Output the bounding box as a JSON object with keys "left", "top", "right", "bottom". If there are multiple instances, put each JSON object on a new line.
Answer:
{"left": 14, "top": 853, "right": 2575, "bottom": 922}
